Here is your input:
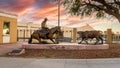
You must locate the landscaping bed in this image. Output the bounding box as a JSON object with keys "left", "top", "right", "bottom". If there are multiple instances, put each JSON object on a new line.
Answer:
{"left": 6, "top": 44, "right": 120, "bottom": 59}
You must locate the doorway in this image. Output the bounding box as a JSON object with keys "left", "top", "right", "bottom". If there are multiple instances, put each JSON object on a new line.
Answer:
{"left": 3, "top": 22, "right": 10, "bottom": 43}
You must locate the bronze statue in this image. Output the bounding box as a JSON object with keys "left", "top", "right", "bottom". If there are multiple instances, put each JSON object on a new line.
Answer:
{"left": 40, "top": 18, "right": 49, "bottom": 38}
{"left": 77, "top": 31, "right": 103, "bottom": 44}
{"left": 28, "top": 26, "right": 63, "bottom": 44}
{"left": 41, "top": 18, "right": 48, "bottom": 29}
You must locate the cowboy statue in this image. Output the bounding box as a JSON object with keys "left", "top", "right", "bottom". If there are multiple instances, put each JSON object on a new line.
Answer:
{"left": 41, "top": 18, "right": 48, "bottom": 29}
{"left": 40, "top": 18, "right": 49, "bottom": 39}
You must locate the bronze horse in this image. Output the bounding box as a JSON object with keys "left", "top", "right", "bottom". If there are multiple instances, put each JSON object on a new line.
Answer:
{"left": 77, "top": 31, "right": 103, "bottom": 44}
{"left": 28, "top": 26, "right": 63, "bottom": 44}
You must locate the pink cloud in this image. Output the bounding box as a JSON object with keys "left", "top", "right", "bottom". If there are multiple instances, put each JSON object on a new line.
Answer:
{"left": 0, "top": 0, "right": 35, "bottom": 14}
{"left": 30, "top": 4, "right": 64, "bottom": 21}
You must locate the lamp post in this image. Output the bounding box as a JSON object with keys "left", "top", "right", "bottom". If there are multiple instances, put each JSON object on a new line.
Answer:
{"left": 58, "top": 0, "right": 60, "bottom": 27}
{"left": 56, "top": 0, "right": 60, "bottom": 44}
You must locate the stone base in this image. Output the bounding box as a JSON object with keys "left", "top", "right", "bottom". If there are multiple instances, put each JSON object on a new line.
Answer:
{"left": 22, "top": 43, "right": 109, "bottom": 50}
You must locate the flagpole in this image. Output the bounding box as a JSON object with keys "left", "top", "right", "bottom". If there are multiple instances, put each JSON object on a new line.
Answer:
{"left": 58, "top": 0, "right": 60, "bottom": 27}
{"left": 57, "top": 0, "right": 60, "bottom": 44}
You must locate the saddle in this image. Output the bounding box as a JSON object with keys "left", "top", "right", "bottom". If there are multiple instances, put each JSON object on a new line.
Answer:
{"left": 39, "top": 28, "right": 49, "bottom": 38}
{"left": 39, "top": 29, "right": 48, "bottom": 33}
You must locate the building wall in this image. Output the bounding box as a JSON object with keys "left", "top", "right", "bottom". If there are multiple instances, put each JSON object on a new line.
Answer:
{"left": 10, "top": 18, "right": 17, "bottom": 43}
{"left": 0, "top": 15, "right": 17, "bottom": 43}
{"left": 0, "top": 17, "right": 3, "bottom": 43}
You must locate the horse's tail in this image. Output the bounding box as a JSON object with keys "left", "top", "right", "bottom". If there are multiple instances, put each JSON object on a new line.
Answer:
{"left": 28, "top": 35, "right": 32, "bottom": 44}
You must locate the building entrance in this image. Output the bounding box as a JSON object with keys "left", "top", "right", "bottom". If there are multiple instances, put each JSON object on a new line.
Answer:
{"left": 3, "top": 22, "right": 10, "bottom": 43}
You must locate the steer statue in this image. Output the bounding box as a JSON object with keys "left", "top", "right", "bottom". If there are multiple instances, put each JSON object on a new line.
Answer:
{"left": 77, "top": 31, "right": 103, "bottom": 44}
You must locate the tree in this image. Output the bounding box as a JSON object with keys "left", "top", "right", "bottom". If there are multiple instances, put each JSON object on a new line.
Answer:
{"left": 62, "top": 0, "right": 120, "bottom": 23}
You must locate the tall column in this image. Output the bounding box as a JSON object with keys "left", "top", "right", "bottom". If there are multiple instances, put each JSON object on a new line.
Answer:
{"left": 106, "top": 29, "right": 112, "bottom": 44}
{"left": 0, "top": 18, "right": 3, "bottom": 44}
{"left": 73, "top": 28, "right": 77, "bottom": 43}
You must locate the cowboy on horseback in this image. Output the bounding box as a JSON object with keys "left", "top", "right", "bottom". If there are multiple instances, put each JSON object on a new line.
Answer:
{"left": 41, "top": 18, "right": 48, "bottom": 29}
{"left": 40, "top": 18, "right": 49, "bottom": 38}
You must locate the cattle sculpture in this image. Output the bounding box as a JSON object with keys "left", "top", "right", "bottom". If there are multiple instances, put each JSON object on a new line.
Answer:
{"left": 77, "top": 31, "right": 103, "bottom": 44}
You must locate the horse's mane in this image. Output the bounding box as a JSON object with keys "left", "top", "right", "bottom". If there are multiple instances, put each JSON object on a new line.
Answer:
{"left": 50, "top": 26, "right": 60, "bottom": 34}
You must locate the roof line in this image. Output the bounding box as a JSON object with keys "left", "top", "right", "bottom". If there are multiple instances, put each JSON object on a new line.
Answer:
{"left": 0, "top": 11, "right": 17, "bottom": 16}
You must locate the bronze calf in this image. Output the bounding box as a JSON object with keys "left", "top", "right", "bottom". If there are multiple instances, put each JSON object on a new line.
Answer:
{"left": 77, "top": 31, "right": 103, "bottom": 44}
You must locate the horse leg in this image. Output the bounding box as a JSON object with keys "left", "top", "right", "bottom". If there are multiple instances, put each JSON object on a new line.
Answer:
{"left": 50, "top": 38, "right": 56, "bottom": 44}
{"left": 99, "top": 37, "right": 103, "bottom": 44}
{"left": 28, "top": 35, "right": 32, "bottom": 44}
{"left": 38, "top": 38, "right": 41, "bottom": 43}
{"left": 78, "top": 40, "right": 82, "bottom": 44}
{"left": 95, "top": 38, "right": 99, "bottom": 45}
{"left": 84, "top": 38, "right": 89, "bottom": 44}
{"left": 78, "top": 38, "right": 84, "bottom": 44}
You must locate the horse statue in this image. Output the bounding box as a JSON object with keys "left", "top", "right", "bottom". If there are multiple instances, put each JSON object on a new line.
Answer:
{"left": 77, "top": 31, "right": 103, "bottom": 44}
{"left": 28, "top": 26, "right": 63, "bottom": 44}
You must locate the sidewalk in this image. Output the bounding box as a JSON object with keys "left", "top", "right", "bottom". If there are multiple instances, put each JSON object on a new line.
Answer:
{"left": 0, "top": 42, "right": 22, "bottom": 55}
{"left": 0, "top": 57, "right": 120, "bottom": 68}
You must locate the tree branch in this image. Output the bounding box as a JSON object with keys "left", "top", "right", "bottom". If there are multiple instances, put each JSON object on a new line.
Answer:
{"left": 92, "top": 0, "right": 119, "bottom": 14}
{"left": 84, "top": 2, "right": 118, "bottom": 17}
{"left": 85, "top": 2, "right": 104, "bottom": 10}
{"left": 88, "top": 0, "right": 91, "bottom": 3}
{"left": 92, "top": 0, "right": 106, "bottom": 4}
{"left": 114, "top": 0, "right": 120, "bottom": 5}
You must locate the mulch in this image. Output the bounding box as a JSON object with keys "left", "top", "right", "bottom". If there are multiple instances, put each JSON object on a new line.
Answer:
{"left": 4, "top": 43, "right": 120, "bottom": 59}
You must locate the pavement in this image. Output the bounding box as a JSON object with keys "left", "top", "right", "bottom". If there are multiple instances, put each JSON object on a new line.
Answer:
{"left": 0, "top": 42, "right": 120, "bottom": 68}
{"left": 0, "top": 42, "right": 22, "bottom": 55}
{"left": 0, "top": 57, "right": 120, "bottom": 68}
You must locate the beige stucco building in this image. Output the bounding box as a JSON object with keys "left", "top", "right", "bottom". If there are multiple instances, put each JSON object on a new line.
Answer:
{"left": 17, "top": 23, "right": 96, "bottom": 42}
{"left": 0, "top": 11, "right": 17, "bottom": 44}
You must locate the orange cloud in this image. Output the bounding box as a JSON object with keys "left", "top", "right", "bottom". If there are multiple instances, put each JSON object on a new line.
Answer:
{"left": 0, "top": 0, "right": 35, "bottom": 14}
{"left": 15, "top": 0, "right": 35, "bottom": 13}
{"left": 30, "top": 4, "right": 64, "bottom": 21}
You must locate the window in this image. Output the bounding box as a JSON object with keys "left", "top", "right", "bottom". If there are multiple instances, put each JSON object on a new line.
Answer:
{"left": 3, "top": 22, "right": 10, "bottom": 35}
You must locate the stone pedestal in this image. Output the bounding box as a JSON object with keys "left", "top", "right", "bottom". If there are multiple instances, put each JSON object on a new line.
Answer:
{"left": 22, "top": 43, "right": 109, "bottom": 50}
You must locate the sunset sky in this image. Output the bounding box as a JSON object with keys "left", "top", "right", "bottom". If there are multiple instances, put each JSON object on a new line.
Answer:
{"left": 0, "top": 0, "right": 120, "bottom": 32}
